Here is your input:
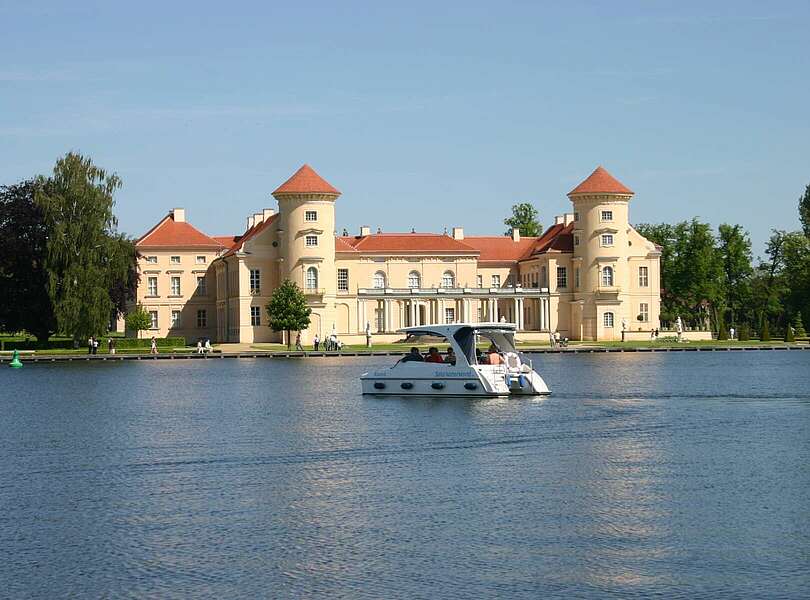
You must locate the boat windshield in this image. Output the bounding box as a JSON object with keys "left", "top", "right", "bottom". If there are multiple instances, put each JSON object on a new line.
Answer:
{"left": 453, "top": 327, "right": 517, "bottom": 365}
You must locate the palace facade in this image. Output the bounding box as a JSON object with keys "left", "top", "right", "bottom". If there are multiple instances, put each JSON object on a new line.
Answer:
{"left": 133, "top": 165, "right": 661, "bottom": 343}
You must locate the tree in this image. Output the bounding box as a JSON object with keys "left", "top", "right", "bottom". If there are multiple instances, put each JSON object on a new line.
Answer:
{"left": 108, "top": 234, "right": 139, "bottom": 320}
{"left": 0, "top": 180, "right": 57, "bottom": 340}
{"left": 266, "top": 280, "right": 311, "bottom": 349}
{"left": 125, "top": 305, "right": 152, "bottom": 338}
{"left": 794, "top": 312, "right": 806, "bottom": 338}
{"left": 504, "top": 203, "right": 541, "bottom": 237}
{"left": 785, "top": 323, "right": 795, "bottom": 342}
{"left": 799, "top": 183, "right": 810, "bottom": 237}
{"left": 35, "top": 153, "right": 131, "bottom": 341}
{"left": 717, "top": 224, "right": 753, "bottom": 328}
{"left": 760, "top": 320, "right": 770, "bottom": 341}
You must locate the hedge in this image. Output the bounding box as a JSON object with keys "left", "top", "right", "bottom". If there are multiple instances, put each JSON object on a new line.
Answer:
{"left": 2, "top": 336, "right": 186, "bottom": 350}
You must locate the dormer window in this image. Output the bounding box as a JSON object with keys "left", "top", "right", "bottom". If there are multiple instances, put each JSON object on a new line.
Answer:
{"left": 305, "top": 210, "right": 317, "bottom": 222}
{"left": 600, "top": 210, "right": 613, "bottom": 222}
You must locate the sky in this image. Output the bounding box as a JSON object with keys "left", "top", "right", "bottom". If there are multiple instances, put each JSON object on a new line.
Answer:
{"left": 1, "top": 0, "right": 809, "bottom": 257}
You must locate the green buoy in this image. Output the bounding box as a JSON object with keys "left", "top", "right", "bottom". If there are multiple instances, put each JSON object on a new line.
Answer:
{"left": 9, "top": 350, "right": 23, "bottom": 368}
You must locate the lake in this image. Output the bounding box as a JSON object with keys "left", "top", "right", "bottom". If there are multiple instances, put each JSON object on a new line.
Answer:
{"left": 1, "top": 352, "right": 809, "bottom": 598}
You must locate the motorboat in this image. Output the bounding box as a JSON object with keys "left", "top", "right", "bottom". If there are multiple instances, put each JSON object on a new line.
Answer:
{"left": 360, "top": 323, "right": 551, "bottom": 396}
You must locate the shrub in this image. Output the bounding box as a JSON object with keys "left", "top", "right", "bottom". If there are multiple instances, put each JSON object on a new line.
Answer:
{"left": 760, "top": 320, "right": 770, "bottom": 341}
{"left": 794, "top": 312, "right": 807, "bottom": 338}
{"left": 738, "top": 324, "right": 750, "bottom": 341}
{"left": 717, "top": 316, "right": 728, "bottom": 341}
{"left": 114, "top": 336, "right": 186, "bottom": 349}
{"left": 785, "top": 324, "right": 795, "bottom": 342}
{"left": 125, "top": 306, "right": 153, "bottom": 336}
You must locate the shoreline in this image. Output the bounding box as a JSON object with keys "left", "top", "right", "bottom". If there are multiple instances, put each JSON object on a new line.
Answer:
{"left": 2, "top": 344, "right": 809, "bottom": 364}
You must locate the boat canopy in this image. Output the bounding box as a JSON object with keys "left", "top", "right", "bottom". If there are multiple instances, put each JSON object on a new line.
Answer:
{"left": 398, "top": 323, "right": 518, "bottom": 366}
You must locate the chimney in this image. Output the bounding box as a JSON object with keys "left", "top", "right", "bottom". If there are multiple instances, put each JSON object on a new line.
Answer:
{"left": 360, "top": 225, "right": 371, "bottom": 236}
{"left": 254, "top": 212, "right": 264, "bottom": 226}
{"left": 563, "top": 213, "right": 574, "bottom": 225}
{"left": 172, "top": 208, "right": 185, "bottom": 223}
{"left": 554, "top": 215, "right": 564, "bottom": 225}
{"left": 511, "top": 227, "right": 520, "bottom": 242}
{"left": 263, "top": 208, "right": 274, "bottom": 221}
{"left": 452, "top": 227, "right": 464, "bottom": 240}
{"left": 247, "top": 215, "right": 255, "bottom": 229}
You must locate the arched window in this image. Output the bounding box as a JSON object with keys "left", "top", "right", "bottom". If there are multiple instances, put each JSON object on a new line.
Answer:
{"left": 442, "top": 271, "right": 455, "bottom": 288}
{"left": 306, "top": 267, "right": 318, "bottom": 289}
{"left": 373, "top": 271, "right": 386, "bottom": 289}
{"left": 602, "top": 266, "right": 614, "bottom": 287}
{"left": 408, "top": 271, "right": 421, "bottom": 288}
{"left": 604, "top": 312, "right": 614, "bottom": 328}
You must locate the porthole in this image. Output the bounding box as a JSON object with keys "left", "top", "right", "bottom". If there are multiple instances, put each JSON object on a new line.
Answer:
{"left": 401, "top": 382, "right": 413, "bottom": 390}
{"left": 464, "top": 382, "right": 477, "bottom": 390}
{"left": 373, "top": 382, "right": 385, "bottom": 390}
{"left": 431, "top": 382, "right": 445, "bottom": 390}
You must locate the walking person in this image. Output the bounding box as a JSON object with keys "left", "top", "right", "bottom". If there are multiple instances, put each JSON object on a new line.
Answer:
{"left": 150, "top": 336, "right": 158, "bottom": 354}
{"left": 313, "top": 333, "right": 320, "bottom": 351}
{"left": 92, "top": 337, "right": 99, "bottom": 355}
{"left": 88, "top": 336, "right": 93, "bottom": 354}
{"left": 295, "top": 332, "right": 304, "bottom": 352}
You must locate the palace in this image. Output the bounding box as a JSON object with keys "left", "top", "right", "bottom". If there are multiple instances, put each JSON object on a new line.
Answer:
{"left": 133, "top": 165, "right": 661, "bottom": 343}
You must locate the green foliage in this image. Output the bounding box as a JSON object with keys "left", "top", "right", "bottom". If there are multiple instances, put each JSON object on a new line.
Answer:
{"left": 738, "top": 323, "right": 750, "bottom": 341}
{"left": 799, "top": 182, "right": 810, "bottom": 238}
{"left": 760, "top": 320, "right": 770, "bottom": 341}
{"left": 503, "top": 203, "right": 541, "bottom": 237}
{"left": 717, "top": 223, "right": 753, "bottom": 327}
{"left": 35, "top": 153, "right": 133, "bottom": 340}
{"left": 785, "top": 323, "right": 795, "bottom": 342}
{"left": 125, "top": 305, "right": 152, "bottom": 335}
{"left": 114, "top": 336, "right": 185, "bottom": 349}
{"left": 0, "top": 180, "right": 57, "bottom": 340}
{"left": 793, "top": 312, "right": 806, "bottom": 338}
{"left": 717, "top": 313, "right": 729, "bottom": 340}
{"left": 266, "top": 280, "right": 311, "bottom": 349}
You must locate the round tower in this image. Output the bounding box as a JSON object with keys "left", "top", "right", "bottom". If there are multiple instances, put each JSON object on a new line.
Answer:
{"left": 568, "top": 166, "right": 634, "bottom": 340}
{"left": 272, "top": 164, "right": 340, "bottom": 339}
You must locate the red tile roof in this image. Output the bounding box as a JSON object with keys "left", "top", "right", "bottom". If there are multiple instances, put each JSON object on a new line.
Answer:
{"left": 337, "top": 233, "right": 477, "bottom": 253}
{"left": 463, "top": 236, "right": 538, "bottom": 262}
{"left": 522, "top": 222, "right": 575, "bottom": 258}
{"left": 213, "top": 235, "right": 241, "bottom": 248}
{"left": 273, "top": 164, "right": 340, "bottom": 196}
{"left": 221, "top": 213, "right": 279, "bottom": 258}
{"left": 568, "top": 165, "right": 633, "bottom": 196}
{"left": 137, "top": 213, "right": 226, "bottom": 248}
{"left": 335, "top": 237, "right": 359, "bottom": 252}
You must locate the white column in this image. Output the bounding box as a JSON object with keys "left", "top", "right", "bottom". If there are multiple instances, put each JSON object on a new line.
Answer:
{"left": 494, "top": 299, "right": 500, "bottom": 322}
{"left": 384, "top": 299, "right": 392, "bottom": 332}
{"left": 409, "top": 300, "right": 416, "bottom": 327}
{"left": 513, "top": 297, "right": 519, "bottom": 328}
{"left": 357, "top": 299, "right": 364, "bottom": 332}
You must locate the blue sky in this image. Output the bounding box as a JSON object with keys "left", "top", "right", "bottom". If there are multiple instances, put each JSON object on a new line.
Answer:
{"left": 2, "top": 0, "right": 809, "bottom": 256}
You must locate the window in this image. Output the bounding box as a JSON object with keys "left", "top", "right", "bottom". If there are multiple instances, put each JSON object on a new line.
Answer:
{"left": 442, "top": 271, "right": 455, "bottom": 288}
{"left": 171, "top": 310, "right": 181, "bottom": 327}
{"left": 491, "top": 275, "right": 501, "bottom": 288}
{"left": 575, "top": 268, "right": 580, "bottom": 289}
{"left": 146, "top": 256, "right": 157, "bottom": 264}
{"left": 305, "top": 235, "right": 318, "bottom": 247}
{"left": 170, "top": 256, "right": 180, "bottom": 264}
{"left": 305, "top": 210, "right": 317, "bottom": 222}
{"left": 604, "top": 312, "right": 615, "bottom": 328}
{"left": 375, "top": 306, "right": 385, "bottom": 332}
{"left": 602, "top": 266, "right": 614, "bottom": 287}
{"left": 197, "top": 309, "right": 207, "bottom": 328}
{"left": 408, "top": 271, "right": 421, "bottom": 288}
{"left": 601, "top": 210, "right": 613, "bottom": 222}
{"left": 306, "top": 267, "right": 318, "bottom": 289}
{"left": 556, "top": 266, "right": 567, "bottom": 289}
{"left": 601, "top": 234, "right": 614, "bottom": 247}
{"left": 337, "top": 268, "right": 349, "bottom": 291}
{"left": 477, "top": 275, "right": 483, "bottom": 288}
{"left": 250, "top": 306, "right": 261, "bottom": 326}
{"left": 445, "top": 307, "right": 455, "bottom": 324}
{"left": 170, "top": 276, "right": 181, "bottom": 296}
{"left": 147, "top": 276, "right": 158, "bottom": 296}
{"left": 250, "top": 269, "right": 260, "bottom": 294}
{"left": 196, "top": 276, "right": 207, "bottom": 295}
{"left": 196, "top": 255, "right": 206, "bottom": 264}
{"left": 639, "top": 303, "right": 649, "bottom": 322}
{"left": 574, "top": 234, "right": 580, "bottom": 246}
{"left": 574, "top": 212, "right": 579, "bottom": 222}
{"left": 639, "top": 266, "right": 649, "bottom": 287}
{"left": 373, "top": 271, "right": 386, "bottom": 289}
{"left": 149, "top": 311, "right": 158, "bottom": 329}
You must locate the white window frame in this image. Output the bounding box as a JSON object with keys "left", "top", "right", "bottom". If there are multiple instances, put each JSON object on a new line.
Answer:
{"left": 195, "top": 255, "right": 206, "bottom": 264}
{"left": 304, "top": 210, "right": 317, "bottom": 222}
{"left": 250, "top": 306, "right": 261, "bottom": 326}
{"left": 196, "top": 275, "right": 206, "bottom": 295}
{"left": 604, "top": 312, "right": 615, "bottom": 328}
{"left": 556, "top": 266, "right": 567, "bottom": 289}
{"left": 305, "top": 235, "right": 318, "bottom": 247}
{"left": 306, "top": 266, "right": 318, "bottom": 290}
{"left": 145, "top": 256, "right": 158, "bottom": 264}
{"left": 408, "top": 271, "right": 421, "bottom": 289}
{"left": 170, "top": 276, "right": 181, "bottom": 296}
{"left": 147, "top": 276, "right": 158, "bottom": 296}
{"left": 197, "top": 309, "right": 207, "bottom": 328}
{"left": 444, "top": 307, "right": 455, "bottom": 324}
{"left": 491, "top": 275, "right": 501, "bottom": 288}
{"left": 442, "top": 271, "right": 455, "bottom": 288}
{"left": 601, "top": 234, "right": 614, "bottom": 247}
{"left": 249, "top": 269, "right": 261, "bottom": 294}
{"left": 602, "top": 266, "right": 614, "bottom": 287}
{"left": 639, "top": 266, "right": 649, "bottom": 287}
{"left": 149, "top": 311, "right": 158, "bottom": 329}
{"left": 476, "top": 275, "right": 483, "bottom": 288}
{"left": 337, "top": 268, "right": 349, "bottom": 291}
{"left": 639, "top": 303, "right": 649, "bottom": 322}
{"left": 600, "top": 210, "right": 614, "bottom": 222}
{"left": 373, "top": 271, "right": 386, "bottom": 289}
{"left": 171, "top": 310, "right": 181, "bottom": 327}
{"left": 170, "top": 255, "right": 181, "bottom": 264}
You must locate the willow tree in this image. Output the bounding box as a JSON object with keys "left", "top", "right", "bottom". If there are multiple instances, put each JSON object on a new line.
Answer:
{"left": 35, "top": 153, "right": 133, "bottom": 341}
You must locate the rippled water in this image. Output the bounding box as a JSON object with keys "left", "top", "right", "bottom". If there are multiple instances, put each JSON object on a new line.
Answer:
{"left": 1, "top": 352, "right": 809, "bottom": 598}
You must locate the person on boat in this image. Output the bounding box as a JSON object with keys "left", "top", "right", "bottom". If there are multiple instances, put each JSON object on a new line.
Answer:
{"left": 444, "top": 347, "right": 456, "bottom": 365}
{"left": 487, "top": 343, "right": 503, "bottom": 365}
{"left": 401, "top": 347, "right": 424, "bottom": 362}
{"left": 425, "top": 347, "right": 444, "bottom": 363}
